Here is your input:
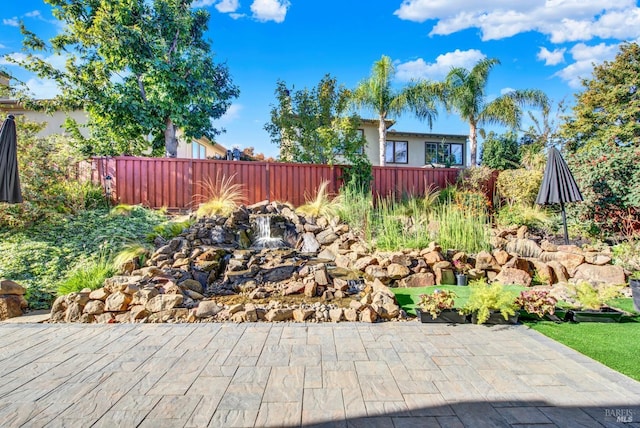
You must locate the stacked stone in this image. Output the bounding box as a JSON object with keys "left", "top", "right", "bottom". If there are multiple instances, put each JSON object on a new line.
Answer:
{"left": 0, "top": 280, "right": 28, "bottom": 321}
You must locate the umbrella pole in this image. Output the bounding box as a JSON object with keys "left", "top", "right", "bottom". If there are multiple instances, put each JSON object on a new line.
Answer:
{"left": 561, "top": 202, "right": 569, "bottom": 245}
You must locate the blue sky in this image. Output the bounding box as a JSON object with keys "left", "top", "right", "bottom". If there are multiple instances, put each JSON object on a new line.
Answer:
{"left": 2, "top": 0, "right": 640, "bottom": 158}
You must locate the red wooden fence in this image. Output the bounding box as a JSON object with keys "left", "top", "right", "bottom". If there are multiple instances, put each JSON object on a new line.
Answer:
{"left": 83, "top": 157, "right": 461, "bottom": 209}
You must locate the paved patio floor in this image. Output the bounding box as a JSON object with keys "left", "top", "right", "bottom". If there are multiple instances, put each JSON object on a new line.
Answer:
{"left": 0, "top": 321, "right": 639, "bottom": 427}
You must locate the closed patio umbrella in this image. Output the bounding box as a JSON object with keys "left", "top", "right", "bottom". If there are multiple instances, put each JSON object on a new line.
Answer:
{"left": 0, "top": 115, "right": 23, "bottom": 203}
{"left": 536, "top": 146, "right": 582, "bottom": 244}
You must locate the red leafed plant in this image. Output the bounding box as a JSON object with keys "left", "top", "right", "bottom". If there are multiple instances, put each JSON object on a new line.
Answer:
{"left": 515, "top": 289, "right": 557, "bottom": 317}
{"left": 419, "top": 289, "right": 458, "bottom": 318}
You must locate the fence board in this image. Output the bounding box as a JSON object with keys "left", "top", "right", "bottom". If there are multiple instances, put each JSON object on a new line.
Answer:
{"left": 87, "top": 157, "right": 462, "bottom": 209}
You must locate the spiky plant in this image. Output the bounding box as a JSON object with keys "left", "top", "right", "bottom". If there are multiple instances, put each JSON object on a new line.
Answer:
{"left": 113, "top": 243, "right": 152, "bottom": 272}
{"left": 296, "top": 180, "right": 343, "bottom": 218}
{"left": 57, "top": 253, "right": 115, "bottom": 296}
{"left": 195, "top": 174, "right": 246, "bottom": 218}
{"left": 109, "top": 203, "right": 138, "bottom": 216}
{"left": 147, "top": 215, "right": 194, "bottom": 241}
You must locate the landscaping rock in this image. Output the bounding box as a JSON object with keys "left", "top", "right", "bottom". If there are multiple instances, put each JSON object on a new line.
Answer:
{"left": 572, "top": 264, "right": 626, "bottom": 285}
{"left": 386, "top": 263, "right": 410, "bottom": 279}
{"left": 105, "top": 292, "right": 132, "bottom": 312}
{"left": 196, "top": 300, "right": 223, "bottom": 318}
{"left": 493, "top": 267, "right": 532, "bottom": 287}
{"left": 83, "top": 300, "right": 105, "bottom": 315}
{"left": 0, "top": 279, "right": 26, "bottom": 295}
{"left": 145, "top": 294, "right": 183, "bottom": 313}
{"left": 540, "top": 251, "right": 585, "bottom": 274}
{"left": 398, "top": 272, "right": 435, "bottom": 288}
{"left": 0, "top": 295, "right": 25, "bottom": 320}
{"left": 475, "top": 251, "right": 501, "bottom": 271}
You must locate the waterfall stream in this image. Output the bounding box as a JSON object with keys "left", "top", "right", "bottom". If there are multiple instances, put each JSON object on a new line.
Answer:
{"left": 253, "top": 216, "right": 285, "bottom": 248}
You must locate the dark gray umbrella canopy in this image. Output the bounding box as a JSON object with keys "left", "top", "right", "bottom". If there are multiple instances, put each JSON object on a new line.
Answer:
{"left": 536, "top": 146, "right": 582, "bottom": 244}
{"left": 0, "top": 115, "right": 23, "bottom": 203}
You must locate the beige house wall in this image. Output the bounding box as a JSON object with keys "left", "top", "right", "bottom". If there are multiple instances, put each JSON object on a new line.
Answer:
{"left": 358, "top": 120, "right": 468, "bottom": 168}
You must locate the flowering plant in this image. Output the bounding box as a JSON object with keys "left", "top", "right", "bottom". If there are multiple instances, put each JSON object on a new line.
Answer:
{"left": 515, "top": 289, "right": 557, "bottom": 317}
{"left": 419, "top": 289, "right": 457, "bottom": 319}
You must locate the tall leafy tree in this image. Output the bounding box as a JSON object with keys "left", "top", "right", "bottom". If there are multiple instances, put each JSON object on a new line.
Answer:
{"left": 480, "top": 131, "right": 520, "bottom": 170}
{"left": 560, "top": 42, "right": 640, "bottom": 153}
{"left": 9, "top": 0, "right": 239, "bottom": 157}
{"left": 265, "top": 74, "right": 367, "bottom": 166}
{"left": 351, "top": 55, "right": 438, "bottom": 166}
{"left": 442, "top": 58, "right": 548, "bottom": 166}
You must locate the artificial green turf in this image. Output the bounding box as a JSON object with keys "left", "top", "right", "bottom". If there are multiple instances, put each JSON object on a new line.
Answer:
{"left": 392, "top": 284, "right": 526, "bottom": 316}
{"left": 527, "top": 310, "right": 640, "bottom": 382}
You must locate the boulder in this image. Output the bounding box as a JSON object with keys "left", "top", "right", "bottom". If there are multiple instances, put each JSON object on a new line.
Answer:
{"left": 493, "top": 267, "right": 532, "bottom": 287}
{"left": 329, "top": 308, "right": 343, "bottom": 322}
{"left": 353, "top": 256, "right": 376, "bottom": 272}
{"left": 505, "top": 239, "right": 543, "bottom": 259}
{"left": 104, "top": 292, "right": 132, "bottom": 312}
{"left": 423, "top": 251, "right": 445, "bottom": 266}
{"left": 293, "top": 308, "right": 314, "bottom": 322}
{"left": 304, "top": 281, "right": 317, "bottom": 298}
{"left": 530, "top": 260, "right": 554, "bottom": 285}
{"left": 547, "top": 261, "right": 569, "bottom": 283}
{"left": 573, "top": 264, "right": 626, "bottom": 285}
{"left": 131, "top": 288, "right": 160, "bottom": 305}
{"left": 386, "top": 263, "right": 410, "bottom": 279}
{"left": 195, "top": 300, "right": 223, "bottom": 318}
{"left": 584, "top": 253, "right": 612, "bottom": 266}
{"left": 0, "top": 279, "right": 26, "bottom": 295}
{"left": 83, "top": 300, "right": 105, "bottom": 315}
{"left": 0, "top": 295, "right": 24, "bottom": 320}
{"left": 145, "top": 294, "right": 183, "bottom": 313}
{"left": 492, "top": 249, "right": 510, "bottom": 266}
{"left": 475, "top": 251, "right": 501, "bottom": 271}
{"left": 179, "top": 279, "right": 204, "bottom": 294}
{"left": 398, "top": 273, "right": 435, "bottom": 288}
{"left": 284, "top": 282, "right": 306, "bottom": 295}
{"left": 359, "top": 306, "right": 378, "bottom": 323}
{"left": 540, "top": 251, "right": 585, "bottom": 274}
{"left": 89, "top": 288, "right": 110, "bottom": 301}
{"left": 265, "top": 308, "right": 294, "bottom": 322}
{"left": 300, "top": 232, "right": 321, "bottom": 253}
{"left": 364, "top": 265, "right": 390, "bottom": 284}
{"left": 434, "top": 268, "right": 455, "bottom": 286}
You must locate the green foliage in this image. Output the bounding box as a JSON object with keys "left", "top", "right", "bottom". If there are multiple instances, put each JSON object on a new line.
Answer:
{"left": 611, "top": 241, "right": 640, "bottom": 272}
{"left": 560, "top": 42, "right": 640, "bottom": 153}
{"left": 351, "top": 55, "right": 438, "bottom": 166}
{"left": 462, "top": 279, "right": 519, "bottom": 324}
{"left": 568, "top": 283, "right": 625, "bottom": 310}
{"left": 149, "top": 217, "right": 195, "bottom": 241}
{"left": 296, "top": 181, "right": 343, "bottom": 219}
{"left": 456, "top": 165, "right": 494, "bottom": 196}
{"left": 337, "top": 181, "right": 373, "bottom": 241}
{"left": 432, "top": 204, "right": 491, "bottom": 254}
{"left": 10, "top": 0, "right": 239, "bottom": 156}
{"left": 266, "top": 74, "right": 369, "bottom": 166}
{"left": 0, "top": 118, "right": 105, "bottom": 230}
{"left": 497, "top": 168, "right": 543, "bottom": 206}
{"left": 196, "top": 174, "right": 245, "bottom": 218}
{"left": 441, "top": 57, "right": 548, "bottom": 166}
{"left": 515, "top": 289, "right": 557, "bottom": 317}
{"left": 419, "top": 289, "right": 457, "bottom": 318}
{"left": 57, "top": 253, "right": 115, "bottom": 296}
{"left": 566, "top": 144, "right": 640, "bottom": 237}
{"left": 480, "top": 131, "right": 521, "bottom": 170}
{"left": 341, "top": 157, "right": 373, "bottom": 190}
{"left": 0, "top": 207, "right": 166, "bottom": 308}
{"left": 495, "top": 204, "right": 555, "bottom": 231}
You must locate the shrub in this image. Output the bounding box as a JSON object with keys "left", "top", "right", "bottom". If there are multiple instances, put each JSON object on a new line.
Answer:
{"left": 495, "top": 204, "right": 555, "bottom": 231}
{"left": 462, "top": 279, "right": 519, "bottom": 324}
{"left": 568, "top": 282, "right": 625, "bottom": 310}
{"left": 57, "top": 253, "right": 115, "bottom": 296}
{"left": 431, "top": 204, "right": 491, "bottom": 254}
{"left": 480, "top": 131, "right": 521, "bottom": 170}
{"left": 148, "top": 216, "right": 194, "bottom": 241}
{"left": 496, "top": 169, "right": 543, "bottom": 206}
{"left": 457, "top": 165, "right": 495, "bottom": 194}
{"left": 338, "top": 181, "right": 373, "bottom": 240}
{"left": 567, "top": 143, "right": 640, "bottom": 237}
{"left": 296, "top": 180, "right": 343, "bottom": 219}
{"left": 515, "top": 289, "right": 557, "bottom": 317}
{"left": 196, "top": 174, "right": 246, "bottom": 218}
{"left": 372, "top": 196, "right": 431, "bottom": 250}
{"left": 419, "top": 289, "right": 457, "bottom": 318}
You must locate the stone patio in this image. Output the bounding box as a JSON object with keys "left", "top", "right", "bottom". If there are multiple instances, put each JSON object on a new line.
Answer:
{"left": 0, "top": 321, "right": 638, "bottom": 427}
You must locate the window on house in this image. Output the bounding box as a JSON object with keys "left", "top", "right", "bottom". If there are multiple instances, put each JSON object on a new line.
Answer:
{"left": 425, "top": 142, "right": 464, "bottom": 166}
{"left": 385, "top": 140, "right": 408, "bottom": 163}
{"left": 192, "top": 142, "right": 206, "bottom": 159}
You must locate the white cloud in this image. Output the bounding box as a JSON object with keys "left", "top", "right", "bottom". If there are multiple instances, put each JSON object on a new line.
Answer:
{"left": 554, "top": 42, "right": 619, "bottom": 88}
{"left": 393, "top": 1, "right": 640, "bottom": 42}
{"left": 216, "top": 0, "right": 240, "bottom": 13}
{"left": 193, "top": 0, "right": 216, "bottom": 7}
{"left": 395, "top": 49, "right": 486, "bottom": 81}
{"left": 537, "top": 47, "right": 566, "bottom": 66}
{"left": 250, "top": 0, "right": 290, "bottom": 23}
{"left": 0, "top": 43, "right": 6, "bottom": 49}
{"left": 229, "top": 13, "right": 246, "bottom": 19}
{"left": 219, "top": 103, "right": 242, "bottom": 123}
{"left": 1, "top": 52, "right": 69, "bottom": 73}
{"left": 3, "top": 18, "right": 19, "bottom": 27}
{"left": 23, "top": 77, "right": 60, "bottom": 99}
{"left": 24, "top": 10, "right": 41, "bottom": 18}
{"left": 500, "top": 87, "right": 515, "bottom": 95}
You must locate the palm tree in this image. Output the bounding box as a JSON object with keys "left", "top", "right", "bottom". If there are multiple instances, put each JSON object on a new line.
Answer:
{"left": 352, "top": 55, "right": 438, "bottom": 166}
{"left": 442, "top": 58, "right": 548, "bottom": 166}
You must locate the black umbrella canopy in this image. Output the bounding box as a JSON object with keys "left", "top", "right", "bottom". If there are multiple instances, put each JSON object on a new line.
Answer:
{"left": 0, "top": 115, "right": 23, "bottom": 203}
{"left": 536, "top": 146, "right": 582, "bottom": 244}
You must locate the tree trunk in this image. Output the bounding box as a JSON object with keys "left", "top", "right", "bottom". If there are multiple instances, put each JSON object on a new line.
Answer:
{"left": 469, "top": 121, "right": 477, "bottom": 167}
{"left": 165, "top": 117, "right": 178, "bottom": 158}
{"left": 378, "top": 114, "right": 387, "bottom": 166}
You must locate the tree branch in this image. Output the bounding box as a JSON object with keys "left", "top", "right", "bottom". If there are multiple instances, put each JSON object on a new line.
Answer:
{"left": 167, "top": 28, "right": 180, "bottom": 64}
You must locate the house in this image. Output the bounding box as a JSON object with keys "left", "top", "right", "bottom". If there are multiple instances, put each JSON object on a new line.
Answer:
{"left": 0, "top": 73, "right": 225, "bottom": 159}
{"left": 359, "top": 119, "right": 468, "bottom": 168}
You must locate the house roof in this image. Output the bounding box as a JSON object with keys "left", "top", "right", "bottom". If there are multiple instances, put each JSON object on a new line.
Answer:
{"left": 386, "top": 130, "right": 468, "bottom": 140}
{"left": 361, "top": 118, "right": 396, "bottom": 127}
